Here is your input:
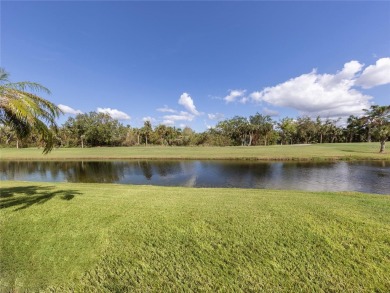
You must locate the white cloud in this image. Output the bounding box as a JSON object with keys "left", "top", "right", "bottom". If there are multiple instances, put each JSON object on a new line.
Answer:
{"left": 249, "top": 91, "right": 262, "bottom": 101}
{"left": 262, "top": 107, "right": 279, "bottom": 117}
{"left": 208, "top": 113, "right": 225, "bottom": 120}
{"left": 209, "top": 94, "right": 222, "bottom": 100}
{"left": 142, "top": 116, "right": 156, "bottom": 122}
{"left": 97, "top": 107, "right": 131, "bottom": 120}
{"left": 178, "top": 92, "right": 200, "bottom": 115}
{"left": 355, "top": 57, "right": 390, "bottom": 89}
{"left": 58, "top": 104, "right": 83, "bottom": 115}
{"left": 158, "top": 93, "right": 201, "bottom": 126}
{"left": 240, "top": 97, "right": 249, "bottom": 104}
{"left": 162, "top": 119, "right": 174, "bottom": 126}
{"left": 163, "top": 111, "right": 195, "bottom": 122}
{"left": 223, "top": 89, "right": 246, "bottom": 103}
{"left": 337, "top": 60, "right": 364, "bottom": 80}
{"left": 249, "top": 60, "right": 374, "bottom": 118}
{"left": 156, "top": 105, "right": 177, "bottom": 113}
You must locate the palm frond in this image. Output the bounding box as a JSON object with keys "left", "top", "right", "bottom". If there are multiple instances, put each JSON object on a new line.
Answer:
{"left": 0, "top": 68, "right": 10, "bottom": 83}
{"left": 3, "top": 82, "right": 51, "bottom": 95}
{"left": 0, "top": 68, "right": 63, "bottom": 153}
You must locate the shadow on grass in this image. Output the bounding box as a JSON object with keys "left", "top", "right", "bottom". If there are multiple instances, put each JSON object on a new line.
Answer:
{"left": 0, "top": 185, "right": 82, "bottom": 211}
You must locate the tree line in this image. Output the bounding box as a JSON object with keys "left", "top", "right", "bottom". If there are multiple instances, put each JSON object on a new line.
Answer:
{"left": 1, "top": 68, "right": 389, "bottom": 153}
{"left": 1, "top": 106, "right": 389, "bottom": 152}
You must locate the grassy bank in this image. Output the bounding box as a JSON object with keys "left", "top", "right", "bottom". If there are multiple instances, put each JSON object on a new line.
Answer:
{"left": 1, "top": 181, "right": 389, "bottom": 292}
{"left": 1, "top": 142, "right": 389, "bottom": 161}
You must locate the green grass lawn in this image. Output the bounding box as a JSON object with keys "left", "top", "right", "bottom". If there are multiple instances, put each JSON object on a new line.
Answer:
{"left": 1, "top": 181, "right": 389, "bottom": 292}
{"left": 1, "top": 142, "right": 390, "bottom": 161}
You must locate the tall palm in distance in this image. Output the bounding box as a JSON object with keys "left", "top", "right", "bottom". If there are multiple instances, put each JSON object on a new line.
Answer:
{"left": 0, "top": 68, "right": 62, "bottom": 153}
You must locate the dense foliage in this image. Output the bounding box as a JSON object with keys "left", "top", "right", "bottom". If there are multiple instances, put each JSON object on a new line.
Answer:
{"left": 1, "top": 106, "right": 389, "bottom": 152}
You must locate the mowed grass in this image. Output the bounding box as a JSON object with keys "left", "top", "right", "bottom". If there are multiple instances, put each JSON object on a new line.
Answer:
{"left": 1, "top": 181, "right": 389, "bottom": 292}
{"left": 1, "top": 142, "right": 390, "bottom": 161}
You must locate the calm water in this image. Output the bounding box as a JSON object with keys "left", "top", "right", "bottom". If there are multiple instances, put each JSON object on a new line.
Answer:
{"left": 1, "top": 160, "right": 389, "bottom": 194}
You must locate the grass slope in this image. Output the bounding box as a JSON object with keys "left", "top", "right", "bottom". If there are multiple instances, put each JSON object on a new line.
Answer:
{"left": 1, "top": 181, "right": 389, "bottom": 292}
{"left": 1, "top": 143, "right": 390, "bottom": 161}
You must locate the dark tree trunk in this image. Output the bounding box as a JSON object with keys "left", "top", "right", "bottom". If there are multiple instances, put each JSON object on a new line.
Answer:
{"left": 380, "top": 141, "right": 385, "bottom": 153}
{"left": 367, "top": 127, "right": 371, "bottom": 142}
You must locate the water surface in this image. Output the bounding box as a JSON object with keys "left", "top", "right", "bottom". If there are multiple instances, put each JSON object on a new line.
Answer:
{"left": 1, "top": 160, "right": 389, "bottom": 194}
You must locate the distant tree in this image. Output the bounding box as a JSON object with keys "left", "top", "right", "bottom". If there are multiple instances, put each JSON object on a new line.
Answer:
{"left": 192, "top": 131, "right": 210, "bottom": 146}
{"left": 141, "top": 120, "right": 153, "bottom": 146}
{"left": 0, "top": 68, "right": 62, "bottom": 153}
{"left": 315, "top": 116, "right": 325, "bottom": 143}
{"left": 0, "top": 125, "right": 18, "bottom": 147}
{"left": 361, "top": 105, "right": 390, "bottom": 153}
{"left": 155, "top": 124, "right": 168, "bottom": 145}
{"left": 315, "top": 117, "right": 340, "bottom": 143}
{"left": 215, "top": 116, "right": 250, "bottom": 146}
{"left": 122, "top": 126, "right": 137, "bottom": 146}
{"left": 296, "top": 116, "right": 316, "bottom": 144}
{"left": 346, "top": 115, "right": 364, "bottom": 142}
{"left": 250, "top": 113, "right": 274, "bottom": 146}
{"left": 132, "top": 127, "right": 141, "bottom": 145}
{"left": 214, "top": 120, "right": 233, "bottom": 145}
{"left": 182, "top": 126, "right": 195, "bottom": 146}
{"left": 165, "top": 126, "right": 182, "bottom": 146}
{"left": 326, "top": 118, "right": 342, "bottom": 143}
{"left": 277, "top": 117, "right": 297, "bottom": 145}
{"left": 62, "top": 112, "right": 126, "bottom": 147}
{"left": 62, "top": 115, "right": 88, "bottom": 147}
{"left": 204, "top": 127, "right": 232, "bottom": 146}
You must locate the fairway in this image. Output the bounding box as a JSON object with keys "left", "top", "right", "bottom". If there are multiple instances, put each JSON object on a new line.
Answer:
{"left": 1, "top": 143, "right": 389, "bottom": 161}
{"left": 1, "top": 181, "right": 389, "bottom": 292}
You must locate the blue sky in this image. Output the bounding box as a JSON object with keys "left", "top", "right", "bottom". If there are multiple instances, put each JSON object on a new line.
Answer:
{"left": 2, "top": 1, "right": 390, "bottom": 131}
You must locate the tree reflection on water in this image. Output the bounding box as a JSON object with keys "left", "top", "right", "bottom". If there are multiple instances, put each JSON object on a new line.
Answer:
{"left": 0, "top": 160, "right": 184, "bottom": 183}
{"left": 1, "top": 160, "right": 389, "bottom": 194}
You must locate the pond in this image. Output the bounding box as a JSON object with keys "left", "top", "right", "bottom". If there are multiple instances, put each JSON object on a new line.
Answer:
{"left": 1, "top": 160, "right": 389, "bottom": 194}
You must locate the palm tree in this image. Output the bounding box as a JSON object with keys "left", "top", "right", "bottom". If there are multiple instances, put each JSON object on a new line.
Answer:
{"left": 141, "top": 120, "right": 152, "bottom": 146}
{"left": 0, "top": 68, "right": 62, "bottom": 153}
